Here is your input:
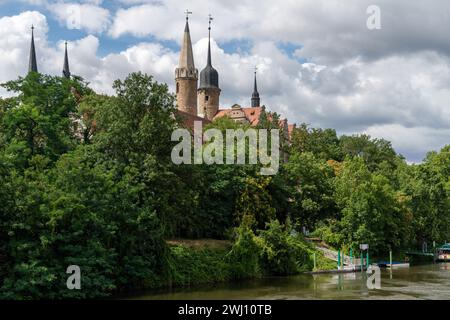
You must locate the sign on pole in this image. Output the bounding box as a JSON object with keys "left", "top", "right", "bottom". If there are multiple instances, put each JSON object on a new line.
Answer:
{"left": 360, "top": 244, "right": 369, "bottom": 251}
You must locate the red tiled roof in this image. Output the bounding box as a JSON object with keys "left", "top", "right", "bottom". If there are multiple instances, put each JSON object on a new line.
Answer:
{"left": 243, "top": 107, "right": 264, "bottom": 125}
{"left": 213, "top": 109, "right": 231, "bottom": 119}
{"left": 214, "top": 106, "right": 263, "bottom": 125}
{"left": 176, "top": 110, "right": 211, "bottom": 130}
{"left": 178, "top": 107, "right": 297, "bottom": 142}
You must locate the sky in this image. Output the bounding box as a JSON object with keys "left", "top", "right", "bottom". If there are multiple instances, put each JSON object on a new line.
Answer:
{"left": 0, "top": 0, "right": 449, "bottom": 163}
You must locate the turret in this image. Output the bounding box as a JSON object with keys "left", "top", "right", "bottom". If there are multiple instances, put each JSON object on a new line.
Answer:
{"left": 175, "top": 11, "right": 198, "bottom": 116}
{"left": 198, "top": 15, "right": 221, "bottom": 121}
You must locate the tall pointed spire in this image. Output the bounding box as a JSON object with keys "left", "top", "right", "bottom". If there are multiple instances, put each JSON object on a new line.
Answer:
{"left": 251, "top": 67, "right": 260, "bottom": 107}
{"left": 179, "top": 10, "right": 195, "bottom": 69}
{"left": 28, "top": 25, "right": 38, "bottom": 73}
{"left": 207, "top": 14, "right": 212, "bottom": 67}
{"left": 199, "top": 15, "right": 219, "bottom": 89}
{"left": 198, "top": 14, "right": 221, "bottom": 121}
{"left": 63, "top": 42, "right": 71, "bottom": 79}
{"left": 175, "top": 10, "right": 199, "bottom": 116}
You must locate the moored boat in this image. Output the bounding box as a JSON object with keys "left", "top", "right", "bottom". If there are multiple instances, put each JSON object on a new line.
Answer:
{"left": 437, "top": 244, "right": 450, "bottom": 262}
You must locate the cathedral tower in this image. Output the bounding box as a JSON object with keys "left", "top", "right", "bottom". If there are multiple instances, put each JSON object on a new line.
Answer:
{"left": 63, "top": 42, "right": 71, "bottom": 79}
{"left": 28, "top": 25, "right": 38, "bottom": 73}
{"left": 251, "top": 68, "right": 260, "bottom": 107}
{"left": 175, "top": 11, "right": 198, "bottom": 115}
{"left": 198, "top": 15, "right": 221, "bottom": 121}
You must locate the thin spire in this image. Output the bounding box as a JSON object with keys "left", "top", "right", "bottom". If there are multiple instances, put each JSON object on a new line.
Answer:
{"left": 178, "top": 10, "right": 195, "bottom": 69}
{"left": 253, "top": 67, "right": 258, "bottom": 94}
{"left": 28, "top": 25, "right": 38, "bottom": 73}
{"left": 63, "top": 41, "right": 71, "bottom": 79}
{"left": 207, "top": 14, "right": 213, "bottom": 66}
{"left": 199, "top": 14, "right": 219, "bottom": 89}
{"left": 251, "top": 67, "right": 261, "bottom": 107}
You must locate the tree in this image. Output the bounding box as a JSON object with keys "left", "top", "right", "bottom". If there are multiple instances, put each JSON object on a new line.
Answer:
{"left": 236, "top": 176, "right": 276, "bottom": 231}
{"left": 290, "top": 124, "right": 342, "bottom": 161}
{"left": 402, "top": 146, "right": 450, "bottom": 245}
{"left": 284, "top": 152, "right": 335, "bottom": 229}
{"left": 333, "top": 157, "right": 411, "bottom": 254}
{"left": 340, "top": 134, "right": 398, "bottom": 172}
{"left": 0, "top": 72, "right": 179, "bottom": 298}
{"left": 0, "top": 73, "right": 91, "bottom": 166}
{"left": 92, "top": 72, "right": 177, "bottom": 164}
{"left": 75, "top": 94, "right": 113, "bottom": 144}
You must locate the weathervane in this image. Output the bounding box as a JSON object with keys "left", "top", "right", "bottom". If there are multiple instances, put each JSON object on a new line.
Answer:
{"left": 185, "top": 9, "right": 192, "bottom": 21}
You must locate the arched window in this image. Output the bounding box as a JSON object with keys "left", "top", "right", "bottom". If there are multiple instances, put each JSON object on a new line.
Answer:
{"left": 176, "top": 83, "right": 180, "bottom": 94}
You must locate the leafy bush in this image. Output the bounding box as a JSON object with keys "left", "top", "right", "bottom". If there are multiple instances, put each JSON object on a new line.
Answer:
{"left": 226, "top": 226, "right": 261, "bottom": 279}
{"left": 168, "top": 245, "right": 231, "bottom": 287}
{"left": 257, "top": 220, "right": 313, "bottom": 275}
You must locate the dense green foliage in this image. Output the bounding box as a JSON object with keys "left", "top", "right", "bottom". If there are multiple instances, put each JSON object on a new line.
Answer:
{"left": 166, "top": 224, "right": 329, "bottom": 288}
{"left": 0, "top": 71, "right": 448, "bottom": 299}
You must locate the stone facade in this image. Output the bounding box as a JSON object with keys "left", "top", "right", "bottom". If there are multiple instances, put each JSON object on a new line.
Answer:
{"left": 176, "top": 68, "right": 198, "bottom": 115}
{"left": 198, "top": 87, "right": 221, "bottom": 120}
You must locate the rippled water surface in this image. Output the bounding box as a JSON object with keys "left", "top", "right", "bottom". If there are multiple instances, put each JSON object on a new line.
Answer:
{"left": 131, "top": 263, "right": 450, "bottom": 300}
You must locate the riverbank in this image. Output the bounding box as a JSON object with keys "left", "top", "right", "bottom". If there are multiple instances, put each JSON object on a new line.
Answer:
{"left": 138, "top": 236, "right": 336, "bottom": 294}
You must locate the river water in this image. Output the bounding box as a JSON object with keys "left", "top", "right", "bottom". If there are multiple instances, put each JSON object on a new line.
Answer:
{"left": 132, "top": 263, "right": 450, "bottom": 300}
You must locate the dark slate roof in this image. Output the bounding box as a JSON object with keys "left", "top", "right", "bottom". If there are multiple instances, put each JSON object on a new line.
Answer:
{"left": 199, "top": 24, "right": 219, "bottom": 89}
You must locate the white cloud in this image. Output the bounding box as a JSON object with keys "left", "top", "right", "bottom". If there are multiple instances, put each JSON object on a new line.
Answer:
{"left": 0, "top": 11, "right": 48, "bottom": 93}
{"left": 48, "top": 2, "right": 111, "bottom": 34}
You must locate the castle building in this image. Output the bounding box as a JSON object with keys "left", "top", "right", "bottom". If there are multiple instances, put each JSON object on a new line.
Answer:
{"left": 26, "top": 20, "right": 296, "bottom": 141}
{"left": 174, "top": 13, "right": 295, "bottom": 140}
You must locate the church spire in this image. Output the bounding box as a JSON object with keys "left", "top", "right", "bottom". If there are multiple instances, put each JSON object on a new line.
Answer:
{"left": 63, "top": 42, "right": 71, "bottom": 79}
{"left": 179, "top": 10, "right": 195, "bottom": 70}
{"left": 28, "top": 25, "right": 38, "bottom": 73}
{"left": 251, "top": 67, "right": 260, "bottom": 107}
{"left": 207, "top": 14, "right": 212, "bottom": 67}
{"left": 175, "top": 10, "right": 199, "bottom": 116}
{"left": 198, "top": 15, "right": 221, "bottom": 121}
{"left": 199, "top": 15, "right": 219, "bottom": 89}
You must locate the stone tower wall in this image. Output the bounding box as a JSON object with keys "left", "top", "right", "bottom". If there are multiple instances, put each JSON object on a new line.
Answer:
{"left": 176, "top": 68, "right": 198, "bottom": 115}
{"left": 198, "top": 87, "right": 221, "bottom": 120}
